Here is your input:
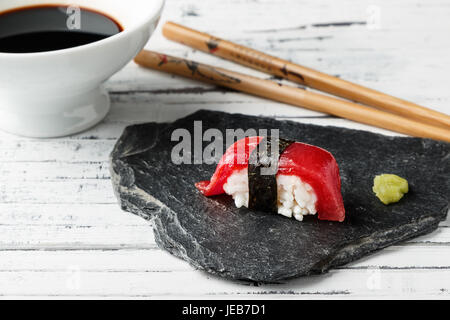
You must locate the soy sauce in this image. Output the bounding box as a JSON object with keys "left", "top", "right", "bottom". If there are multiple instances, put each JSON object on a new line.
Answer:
{"left": 0, "top": 5, "right": 123, "bottom": 53}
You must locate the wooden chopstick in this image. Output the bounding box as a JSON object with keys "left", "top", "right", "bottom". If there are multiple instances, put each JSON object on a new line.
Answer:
{"left": 134, "top": 50, "right": 450, "bottom": 142}
{"left": 162, "top": 21, "right": 450, "bottom": 130}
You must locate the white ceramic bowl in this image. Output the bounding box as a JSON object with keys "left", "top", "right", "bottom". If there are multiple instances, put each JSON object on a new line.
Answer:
{"left": 0, "top": 0, "right": 164, "bottom": 137}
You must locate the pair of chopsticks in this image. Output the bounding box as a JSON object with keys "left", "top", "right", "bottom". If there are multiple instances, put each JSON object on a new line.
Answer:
{"left": 135, "top": 22, "right": 450, "bottom": 142}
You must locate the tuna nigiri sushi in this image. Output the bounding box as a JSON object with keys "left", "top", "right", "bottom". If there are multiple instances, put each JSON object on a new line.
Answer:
{"left": 196, "top": 136, "right": 345, "bottom": 222}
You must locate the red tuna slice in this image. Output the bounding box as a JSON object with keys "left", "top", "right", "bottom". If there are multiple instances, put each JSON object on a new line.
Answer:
{"left": 277, "top": 142, "right": 345, "bottom": 222}
{"left": 196, "top": 137, "right": 345, "bottom": 222}
{"left": 195, "top": 136, "right": 264, "bottom": 196}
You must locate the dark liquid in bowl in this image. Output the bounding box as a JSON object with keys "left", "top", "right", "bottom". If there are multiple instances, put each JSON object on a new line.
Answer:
{"left": 0, "top": 5, "right": 123, "bottom": 53}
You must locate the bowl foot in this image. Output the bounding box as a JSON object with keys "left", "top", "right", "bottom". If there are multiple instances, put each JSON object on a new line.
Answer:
{"left": 0, "top": 85, "right": 110, "bottom": 138}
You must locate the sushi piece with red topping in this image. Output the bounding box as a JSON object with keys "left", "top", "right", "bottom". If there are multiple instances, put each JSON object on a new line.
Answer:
{"left": 196, "top": 136, "right": 345, "bottom": 222}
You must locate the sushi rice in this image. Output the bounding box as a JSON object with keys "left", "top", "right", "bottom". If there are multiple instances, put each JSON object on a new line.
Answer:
{"left": 223, "top": 169, "right": 317, "bottom": 221}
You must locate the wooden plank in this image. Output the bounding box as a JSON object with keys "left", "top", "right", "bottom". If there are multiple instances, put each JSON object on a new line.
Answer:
{"left": 0, "top": 224, "right": 156, "bottom": 250}
{"left": 0, "top": 94, "right": 405, "bottom": 144}
{"left": 0, "top": 140, "right": 115, "bottom": 162}
{"left": 0, "top": 204, "right": 147, "bottom": 227}
{"left": 0, "top": 162, "right": 110, "bottom": 181}
{"left": 1, "top": 245, "right": 450, "bottom": 272}
{"left": 0, "top": 268, "right": 448, "bottom": 298}
{"left": 0, "top": 179, "right": 116, "bottom": 204}
{"left": 0, "top": 249, "right": 186, "bottom": 272}
{"left": 1, "top": 245, "right": 450, "bottom": 298}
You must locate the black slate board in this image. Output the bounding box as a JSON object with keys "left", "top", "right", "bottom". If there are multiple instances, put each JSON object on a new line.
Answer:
{"left": 110, "top": 110, "right": 450, "bottom": 283}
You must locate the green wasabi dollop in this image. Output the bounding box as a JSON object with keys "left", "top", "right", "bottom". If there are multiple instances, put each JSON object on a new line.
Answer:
{"left": 372, "top": 174, "right": 409, "bottom": 205}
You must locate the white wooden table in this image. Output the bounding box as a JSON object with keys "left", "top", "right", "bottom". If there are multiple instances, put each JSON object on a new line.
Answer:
{"left": 1, "top": 0, "right": 449, "bottom": 299}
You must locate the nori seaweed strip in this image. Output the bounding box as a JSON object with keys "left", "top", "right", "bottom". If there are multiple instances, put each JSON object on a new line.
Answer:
{"left": 248, "top": 137, "right": 294, "bottom": 212}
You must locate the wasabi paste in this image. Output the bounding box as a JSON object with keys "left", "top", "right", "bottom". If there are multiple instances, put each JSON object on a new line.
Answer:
{"left": 372, "top": 174, "right": 409, "bottom": 205}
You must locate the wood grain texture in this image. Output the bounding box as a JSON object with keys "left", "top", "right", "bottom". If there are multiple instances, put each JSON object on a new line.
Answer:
{"left": 0, "top": 0, "right": 449, "bottom": 298}
{"left": 161, "top": 21, "right": 450, "bottom": 129}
